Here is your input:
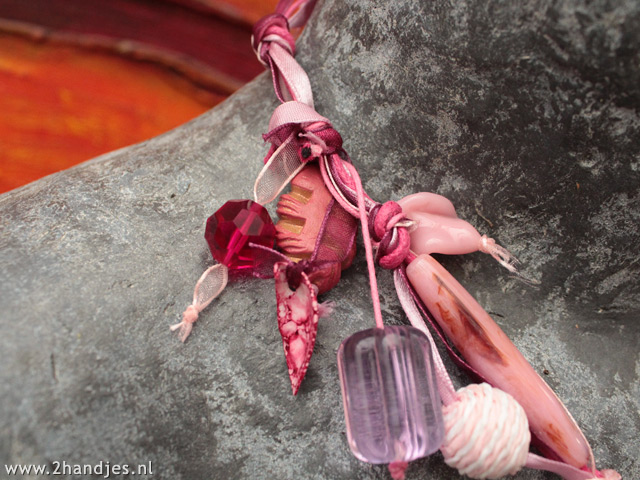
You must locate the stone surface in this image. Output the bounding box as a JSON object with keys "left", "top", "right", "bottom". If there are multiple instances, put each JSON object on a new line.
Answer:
{"left": 1, "top": 0, "right": 638, "bottom": 479}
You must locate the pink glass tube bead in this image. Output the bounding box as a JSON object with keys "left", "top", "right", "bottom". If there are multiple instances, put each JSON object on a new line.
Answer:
{"left": 337, "top": 326, "right": 444, "bottom": 464}
{"left": 205, "top": 199, "right": 276, "bottom": 270}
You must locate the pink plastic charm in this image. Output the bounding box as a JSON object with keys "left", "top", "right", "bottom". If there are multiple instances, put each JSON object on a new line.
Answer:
{"left": 274, "top": 261, "right": 320, "bottom": 395}
{"left": 399, "top": 193, "right": 518, "bottom": 273}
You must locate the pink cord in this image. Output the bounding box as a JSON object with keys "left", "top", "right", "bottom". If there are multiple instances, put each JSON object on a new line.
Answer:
{"left": 389, "top": 461, "right": 409, "bottom": 479}
{"left": 343, "top": 162, "right": 384, "bottom": 330}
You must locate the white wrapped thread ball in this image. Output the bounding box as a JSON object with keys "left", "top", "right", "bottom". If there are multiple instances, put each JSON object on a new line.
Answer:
{"left": 440, "top": 383, "right": 531, "bottom": 479}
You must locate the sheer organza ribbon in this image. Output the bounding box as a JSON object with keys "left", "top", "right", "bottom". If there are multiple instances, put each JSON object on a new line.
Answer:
{"left": 254, "top": 102, "right": 332, "bottom": 204}
{"left": 171, "top": 264, "right": 228, "bottom": 342}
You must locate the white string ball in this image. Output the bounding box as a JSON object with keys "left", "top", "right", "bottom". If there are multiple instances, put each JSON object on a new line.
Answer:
{"left": 440, "top": 383, "right": 531, "bottom": 479}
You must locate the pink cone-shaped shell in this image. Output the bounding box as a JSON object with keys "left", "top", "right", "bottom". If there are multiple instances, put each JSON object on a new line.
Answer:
{"left": 398, "top": 192, "right": 483, "bottom": 256}
{"left": 275, "top": 261, "right": 319, "bottom": 395}
{"left": 276, "top": 164, "right": 355, "bottom": 293}
{"left": 406, "top": 254, "right": 595, "bottom": 472}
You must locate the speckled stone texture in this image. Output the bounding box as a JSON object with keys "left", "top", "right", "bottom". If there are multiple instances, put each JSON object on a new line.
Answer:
{"left": 1, "top": 0, "right": 638, "bottom": 479}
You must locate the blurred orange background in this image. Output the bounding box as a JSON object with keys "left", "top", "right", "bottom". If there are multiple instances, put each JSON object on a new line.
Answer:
{"left": 0, "top": 0, "right": 278, "bottom": 193}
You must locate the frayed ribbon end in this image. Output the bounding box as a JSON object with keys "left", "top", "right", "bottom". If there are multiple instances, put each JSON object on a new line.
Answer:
{"left": 480, "top": 235, "right": 520, "bottom": 273}
{"left": 170, "top": 305, "right": 199, "bottom": 343}
{"left": 318, "top": 300, "right": 335, "bottom": 319}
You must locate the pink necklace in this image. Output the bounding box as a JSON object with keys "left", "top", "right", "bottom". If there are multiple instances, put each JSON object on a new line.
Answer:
{"left": 172, "top": 2, "right": 620, "bottom": 479}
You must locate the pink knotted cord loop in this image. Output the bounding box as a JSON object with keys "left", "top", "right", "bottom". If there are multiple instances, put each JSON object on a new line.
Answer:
{"left": 287, "top": 122, "right": 344, "bottom": 164}
{"left": 388, "top": 461, "right": 409, "bottom": 480}
{"left": 369, "top": 201, "right": 411, "bottom": 269}
{"left": 253, "top": 1, "right": 316, "bottom": 105}
{"left": 302, "top": 124, "right": 343, "bottom": 154}
{"left": 371, "top": 201, "right": 402, "bottom": 240}
{"left": 252, "top": 13, "right": 296, "bottom": 65}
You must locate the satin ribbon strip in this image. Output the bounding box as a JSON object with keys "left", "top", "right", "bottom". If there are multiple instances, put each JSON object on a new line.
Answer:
{"left": 394, "top": 268, "right": 458, "bottom": 406}
{"left": 397, "top": 263, "right": 487, "bottom": 384}
{"left": 268, "top": 43, "right": 314, "bottom": 106}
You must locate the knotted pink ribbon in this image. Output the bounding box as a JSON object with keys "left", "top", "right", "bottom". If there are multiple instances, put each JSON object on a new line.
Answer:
{"left": 251, "top": 0, "right": 316, "bottom": 105}
{"left": 254, "top": 101, "right": 345, "bottom": 205}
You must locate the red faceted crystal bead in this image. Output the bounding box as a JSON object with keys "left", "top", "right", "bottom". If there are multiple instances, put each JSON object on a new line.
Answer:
{"left": 205, "top": 200, "right": 276, "bottom": 270}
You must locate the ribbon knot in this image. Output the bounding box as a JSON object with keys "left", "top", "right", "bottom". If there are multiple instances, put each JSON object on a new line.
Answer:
{"left": 252, "top": 13, "right": 296, "bottom": 64}
{"left": 297, "top": 124, "right": 344, "bottom": 163}
{"left": 263, "top": 118, "right": 343, "bottom": 159}
{"left": 182, "top": 304, "right": 199, "bottom": 324}
{"left": 170, "top": 304, "right": 200, "bottom": 342}
{"left": 369, "top": 201, "right": 412, "bottom": 270}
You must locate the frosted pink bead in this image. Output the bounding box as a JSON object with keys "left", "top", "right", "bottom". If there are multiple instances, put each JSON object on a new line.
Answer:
{"left": 337, "top": 326, "right": 444, "bottom": 464}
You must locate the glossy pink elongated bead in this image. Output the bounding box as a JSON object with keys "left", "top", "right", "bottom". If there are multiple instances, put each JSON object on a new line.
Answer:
{"left": 205, "top": 200, "right": 276, "bottom": 270}
{"left": 337, "top": 326, "right": 444, "bottom": 464}
{"left": 406, "top": 254, "right": 595, "bottom": 471}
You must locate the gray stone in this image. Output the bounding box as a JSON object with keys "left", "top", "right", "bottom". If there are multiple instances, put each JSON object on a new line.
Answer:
{"left": 1, "top": 0, "right": 638, "bottom": 478}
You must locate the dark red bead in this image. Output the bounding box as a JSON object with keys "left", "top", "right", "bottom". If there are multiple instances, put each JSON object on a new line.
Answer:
{"left": 205, "top": 200, "right": 276, "bottom": 270}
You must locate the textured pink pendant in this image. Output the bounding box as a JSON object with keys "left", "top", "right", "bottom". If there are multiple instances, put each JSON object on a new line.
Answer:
{"left": 274, "top": 261, "right": 319, "bottom": 395}
{"left": 276, "top": 164, "right": 355, "bottom": 294}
